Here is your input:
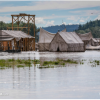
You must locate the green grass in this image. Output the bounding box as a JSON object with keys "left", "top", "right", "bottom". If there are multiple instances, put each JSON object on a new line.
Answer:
{"left": 0, "top": 58, "right": 80, "bottom": 69}
{"left": 64, "top": 59, "right": 78, "bottom": 64}
{"left": 0, "top": 59, "right": 39, "bottom": 69}
{"left": 41, "top": 59, "right": 78, "bottom": 68}
{"left": 17, "top": 65, "right": 24, "bottom": 68}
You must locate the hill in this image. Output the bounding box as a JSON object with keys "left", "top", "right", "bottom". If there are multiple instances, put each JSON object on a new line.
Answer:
{"left": 42, "top": 24, "right": 79, "bottom": 33}
{"left": 75, "top": 20, "right": 100, "bottom": 38}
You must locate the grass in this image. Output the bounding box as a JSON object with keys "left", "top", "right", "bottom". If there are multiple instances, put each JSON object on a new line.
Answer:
{"left": 17, "top": 65, "right": 24, "bottom": 68}
{"left": 1, "top": 58, "right": 93, "bottom": 69}
{"left": 41, "top": 59, "right": 78, "bottom": 68}
{"left": 64, "top": 59, "right": 78, "bottom": 64}
{"left": 0, "top": 59, "right": 40, "bottom": 69}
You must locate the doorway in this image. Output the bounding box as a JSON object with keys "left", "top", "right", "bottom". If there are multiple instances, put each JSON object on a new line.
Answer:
{"left": 57, "top": 46, "right": 60, "bottom": 52}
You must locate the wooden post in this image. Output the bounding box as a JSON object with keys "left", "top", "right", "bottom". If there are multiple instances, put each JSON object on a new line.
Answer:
{"left": 14, "top": 38, "right": 16, "bottom": 50}
{"left": 9, "top": 41, "right": 12, "bottom": 50}
{"left": 27, "top": 38, "right": 28, "bottom": 51}
{"left": 34, "top": 38, "right": 35, "bottom": 51}
{"left": 23, "top": 38, "right": 25, "bottom": 51}
{"left": 12, "top": 16, "right": 13, "bottom": 30}
{"left": 20, "top": 38, "right": 22, "bottom": 51}
{"left": 25, "top": 38, "right": 26, "bottom": 51}
{"left": 19, "top": 39, "right": 20, "bottom": 51}
{"left": 28, "top": 16, "right": 30, "bottom": 35}
{"left": 34, "top": 16, "right": 35, "bottom": 51}
{"left": 17, "top": 16, "right": 19, "bottom": 30}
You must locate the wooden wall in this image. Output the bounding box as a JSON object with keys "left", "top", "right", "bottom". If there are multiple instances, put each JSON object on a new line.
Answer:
{"left": 0, "top": 38, "right": 35, "bottom": 51}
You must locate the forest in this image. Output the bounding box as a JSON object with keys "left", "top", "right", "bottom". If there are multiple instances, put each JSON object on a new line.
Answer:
{"left": 75, "top": 19, "right": 100, "bottom": 38}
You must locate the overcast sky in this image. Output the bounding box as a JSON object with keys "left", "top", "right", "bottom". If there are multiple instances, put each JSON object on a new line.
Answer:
{"left": 0, "top": 0, "right": 100, "bottom": 27}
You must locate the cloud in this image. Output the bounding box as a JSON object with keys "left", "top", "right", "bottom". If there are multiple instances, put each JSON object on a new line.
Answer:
{"left": 35, "top": 17, "right": 46, "bottom": 24}
{"left": 0, "top": 16, "right": 11, "bottom": 22}
{"left": 68, "top": 23, "right": 72, "bottom": 25}
{"left": 62, "top": 22, "right": 66, "bottom": 25}
{"left": 43, "top": 15, "right": 68, "bottom": 19}
{"left": 0, "top": 1, "right": 100, "bottom": 12}
{"left": 80, "top": 19, "right": 85, "bottom": 22}
{"left": 67, "top": 16, "right": 76, "bottom": 20}
{"left": 46, "top": 20, "right": 54, "bottom": 26}
{"left": 67, "top": 16, "right": 80, "bottom": 22}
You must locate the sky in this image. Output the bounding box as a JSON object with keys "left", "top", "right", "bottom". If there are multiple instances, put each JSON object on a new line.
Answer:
{"left": 0, "top": 0, "right": 100, "bottom": 27}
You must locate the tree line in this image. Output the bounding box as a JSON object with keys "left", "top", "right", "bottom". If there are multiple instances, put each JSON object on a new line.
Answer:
{"left": 75, "top": 19, "right": 100, "bottom": 38}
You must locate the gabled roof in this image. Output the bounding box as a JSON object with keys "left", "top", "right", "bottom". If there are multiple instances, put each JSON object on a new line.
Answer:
{"left": 77, "top": 32, "right": 93, "bottom": 41}
{"left": 39, "top": 28, "right": 66, "bottom": 43}
{"left": 58, "top": 32, "right": 84, "bottom": 44}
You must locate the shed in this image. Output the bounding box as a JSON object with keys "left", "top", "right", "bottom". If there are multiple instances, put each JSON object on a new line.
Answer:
{"left": 50, "top": 32, "right": 84, "bottom": 52}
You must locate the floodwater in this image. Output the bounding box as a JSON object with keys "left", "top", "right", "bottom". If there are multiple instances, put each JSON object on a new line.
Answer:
{"left": 0, "top": 50, "right": 100, "bottom": 99}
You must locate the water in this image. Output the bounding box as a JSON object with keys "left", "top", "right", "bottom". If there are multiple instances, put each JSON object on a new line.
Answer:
{"left": 0, "top": 50, "right": 100, "bottom": 99}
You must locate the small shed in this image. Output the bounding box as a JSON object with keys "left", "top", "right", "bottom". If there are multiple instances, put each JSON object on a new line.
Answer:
{"left": 50, "top": 32, "right": 84, "bottom": 52}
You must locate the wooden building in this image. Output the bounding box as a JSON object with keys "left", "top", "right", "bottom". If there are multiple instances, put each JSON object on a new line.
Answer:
{"left": 0, "top": 30, "right": 35, "bottom": 51}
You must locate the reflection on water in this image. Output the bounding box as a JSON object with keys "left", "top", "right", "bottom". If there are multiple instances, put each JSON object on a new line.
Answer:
{"left": 0, "top": 51, "right": 100, "bottom": 99}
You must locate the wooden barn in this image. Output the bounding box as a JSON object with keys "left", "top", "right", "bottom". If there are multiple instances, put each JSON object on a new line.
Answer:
{"left": 0, "top": 30, "right": 35, "bottom": 52}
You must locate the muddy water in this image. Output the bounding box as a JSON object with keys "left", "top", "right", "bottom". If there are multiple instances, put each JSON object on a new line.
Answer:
{"left": 0, "top": 51, "right": 100, "bottom": 99}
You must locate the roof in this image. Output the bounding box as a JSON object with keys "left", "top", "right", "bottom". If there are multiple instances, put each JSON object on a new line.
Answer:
{"left": 0, "top": 30, "right": 34, "bottom": 41}
{"left": 39, "top": 28, "right": 66, "bottom": 43}
{"left": 77, "top": 32, "right": 93, "bottom": 41}
{"left": 0, "top": 38, "right": 13, "bottom": 41}
{"left": 58, "top": 32, "right": 84, "bottom": 44}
